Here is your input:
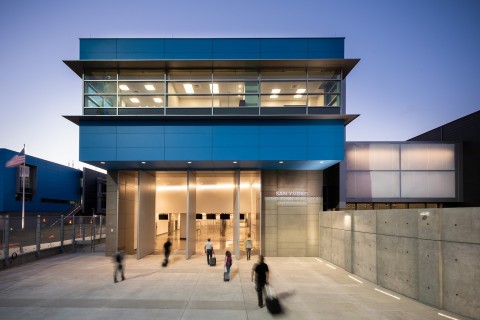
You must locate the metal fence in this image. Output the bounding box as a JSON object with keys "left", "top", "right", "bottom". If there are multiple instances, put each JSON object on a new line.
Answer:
{"left": 0, "top": 215, "right": 106, "bottom": 264}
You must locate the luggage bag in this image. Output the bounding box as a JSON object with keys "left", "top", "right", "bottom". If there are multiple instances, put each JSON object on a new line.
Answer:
{"left": 209, "top": 255, "right": 216, "bottom": 266}
{"left": 224, "top": 271, "right": 230, "bottom": 281}
{"left": 265, "top": 285, "right": 282, "bottom": 314}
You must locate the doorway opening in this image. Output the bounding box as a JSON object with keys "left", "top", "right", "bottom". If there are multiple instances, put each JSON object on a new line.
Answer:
{"left": 154, "top": 170, "right": 260, "bottom": 258}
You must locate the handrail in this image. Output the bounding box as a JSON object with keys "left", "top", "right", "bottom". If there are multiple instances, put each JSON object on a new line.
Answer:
{"left": 49, "top": 204, "right": 83, "bottom": 227}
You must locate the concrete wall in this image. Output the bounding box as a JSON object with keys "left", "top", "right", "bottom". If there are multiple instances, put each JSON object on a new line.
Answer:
{"left": 262, "top": 170, "right": 322, "bottom": 257}
{"left": 319, "top": 207, "right": 480, "bottom": 320}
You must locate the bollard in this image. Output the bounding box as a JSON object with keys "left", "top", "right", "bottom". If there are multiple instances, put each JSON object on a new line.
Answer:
{"left": 36, "top": 215, "right": 41, "bottom": 258}
{"left": 60, "top": 215, "right": 64, "bottom": 253}
{"left": 2, "top": 215, "right": 9, "bottom": 266}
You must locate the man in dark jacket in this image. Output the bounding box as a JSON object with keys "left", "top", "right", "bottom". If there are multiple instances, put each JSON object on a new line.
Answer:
{"left": 251, "top": 255, "right": 269, "bottom": 307}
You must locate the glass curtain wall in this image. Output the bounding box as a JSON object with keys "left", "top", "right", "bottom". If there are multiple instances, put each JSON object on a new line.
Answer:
{"left": 154, "top": 171, "right": 260, "bottom": 257}
{"left": 83, "top": 69, "right": 342, "bottom": 114}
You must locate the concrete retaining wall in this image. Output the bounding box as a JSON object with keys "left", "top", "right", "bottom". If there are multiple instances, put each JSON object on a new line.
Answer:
{"left": 319, "top": 208, "right": 480, "bottom": 320}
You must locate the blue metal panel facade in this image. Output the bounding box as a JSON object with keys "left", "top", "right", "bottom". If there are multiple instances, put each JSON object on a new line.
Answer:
{"left": 79, "top": 119, "right": 345, "bottom": 166}
{"left": 0, "top": 149, "right": 82, "bottom": 213}
{"left": 79, "top": 38, "right": 345, "bottom": 60}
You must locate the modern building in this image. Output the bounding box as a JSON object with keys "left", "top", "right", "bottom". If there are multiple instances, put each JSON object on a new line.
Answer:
{"left": 63, "top": 37, "right": 466, "bottom": 261}
{"left": 64, "top": 37, "right": 360, "bottom": 259}
{"left": 0, "top": 148, "right": 106, "bottom": 229}
{"left": 0, "top": 148, "right": 82, "bottom": 228}
{"left": 409, "top": 109, "right": 480, "bottom": 207}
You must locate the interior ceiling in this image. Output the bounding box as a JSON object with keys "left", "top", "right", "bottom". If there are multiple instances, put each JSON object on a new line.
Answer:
{"left": 156, "top": 171, "right": 259, "bottom": 185}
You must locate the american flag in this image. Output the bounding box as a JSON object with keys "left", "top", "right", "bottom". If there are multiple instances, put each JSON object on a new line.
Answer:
{"left": 6, "top": 147, "right": 26, "bottom": 168}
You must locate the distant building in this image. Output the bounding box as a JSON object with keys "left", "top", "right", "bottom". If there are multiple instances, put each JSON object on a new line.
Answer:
{"left": 409, "top": 109, "right": 480, "bottom": 207}
{"left": 0, "top": 148, "right": 106, "bottom": 228}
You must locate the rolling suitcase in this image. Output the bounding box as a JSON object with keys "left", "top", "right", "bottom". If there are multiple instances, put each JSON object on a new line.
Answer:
{"left": 162, "top": 258, "right": 168, "bottom": 267}
{"left": 209, "top": 255, "right": 216, "bottom": 266}
{"left": 265, "top": 285, "right": 282, "bottom": 314}
{"left": 224, "top": 271, "right": 230, "bottom": 281}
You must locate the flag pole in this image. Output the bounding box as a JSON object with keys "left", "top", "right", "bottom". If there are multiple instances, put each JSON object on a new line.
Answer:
{"left": 21, "top": 144, "right": 26, "bottom": 229}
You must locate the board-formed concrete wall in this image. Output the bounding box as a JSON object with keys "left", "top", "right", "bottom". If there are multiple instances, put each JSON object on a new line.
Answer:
{"left": 319, "top": 208, "right": 480, "bottom": 320}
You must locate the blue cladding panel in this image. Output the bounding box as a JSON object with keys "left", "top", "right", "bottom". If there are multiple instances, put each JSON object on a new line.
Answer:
{"left": 80, "top": 147, "right": 117, "bottom": 161}
{"left": 78, "top": 119, "right": 345, "bottom": 165}
{"left": 117, "top": 134, "right": 165, "bottom": 148}
{"left": 80, "top": 133, "right": 116, "bottom": 148}
{"left": 165, "top": 148, "right": 212, "bottom": 160}
{"left": 80, "top": 39, "right": 116, "bottom": 59}
{"left": 260, "top": 147, "right": 308, "bottom": 160}
{"left": 79, "top": 38, "right": 345, "bottom": 60}
{"left": 213, "top": 133, "right": 259, "bottom": 147}
{"left": 260, "top": 133, "right": 308, "bottom": 147}
{"left": 117, "top": 148, "right": 164, "bottom": 160}
{"left": 213, "top": 147, "right": 259, "bottom": 160}
{"left": 117, "top": 39, "right": 165, "bottom": 53}
{"left": 165, "top": 134, "right": 212, "bottom": 148}
{"left": 165, "top": 39, "right": 213, "bottom": 52}
{"left": 261, "top": 39, "right": 309, "bottom": 52}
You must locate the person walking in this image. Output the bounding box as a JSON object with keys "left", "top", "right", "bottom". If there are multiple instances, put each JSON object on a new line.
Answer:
{"left": 251, "top": 255, "right": 269, "bottom": 308}
{"left": 245, "top": 234, "right": 253, "bottom": 260}
{"left": 113, "top": 251, "right": 125, "bottom": 283}
{"left": 225, "top": 250, "right": 233, "bottom": 274}
{"left": 204, "top": 238, "right": 214, "bottom": 265}
{"left": 163, "top": 238, "right": 172, "bottom": 267}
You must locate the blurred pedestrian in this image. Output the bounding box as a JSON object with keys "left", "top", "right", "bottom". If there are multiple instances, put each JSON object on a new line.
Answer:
{"left": 162, "top": 238, "right": 172, "bottom": 267}
{"left": 225, "top": 250, "right": 233, "bottom": 274}
{"left": 245, "top": 234, "right": 253, "bottom": 260}
{"left": 113, "top": 251, "right": 125, "bottom": 283}
{"left": 205, "top": 238, "right": 214, "bottom": 265}
{"left": 251, "top": 255, "right": 269, "bottom": 308}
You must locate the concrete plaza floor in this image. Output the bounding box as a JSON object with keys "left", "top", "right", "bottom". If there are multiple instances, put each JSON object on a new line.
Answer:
{"left": 0, "top": 249, "right": 471, "bottom": 320}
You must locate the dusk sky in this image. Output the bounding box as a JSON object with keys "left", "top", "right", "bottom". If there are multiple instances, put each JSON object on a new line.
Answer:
{"left": 1, "top": 0, "right": 479, "bottom": 170}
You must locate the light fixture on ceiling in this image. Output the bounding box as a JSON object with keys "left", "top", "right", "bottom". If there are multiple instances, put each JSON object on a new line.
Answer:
{"left": 119, "top": 85, "right": 130, "bottom": 91}
{"left": 187, "top": 161, "right": 192, "bottom": 164}
{"left": 294, "top": 88, "right": 306, "bottom": 98}
{"left": 141, "top": 161, "right": 146, "bottom": 164}
{"left": 183, "top": 84, "right": 194, "bottom": 94}
{"left": 153, "top": 97, "right": 163, "bottom": 103}
{"left": 100, "top": 161, "right": 105, "bottom": 164}
{"left": 144, "top": 84, "right": 155, "bottom": 91}
{"left": 209, "top": 83, "right": 219, "bottom": 94}
{"left": 233, "top": 161, "right": 237, "bottom": 164}
{"left": 270, "top": 88, "right": 280, "bottom": 99}
{"left": 279, "top": 161, "right": 284, "bottom": 164}
{"left": 130, "top": 98, "right": 140, "bottom": 103}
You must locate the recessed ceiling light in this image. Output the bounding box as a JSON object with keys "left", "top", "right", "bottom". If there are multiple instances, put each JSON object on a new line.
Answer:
{"left": 144, "top": 84, "right": 155, "bottom": 91}
{"left": 279, "top": 161, "right": 284, "bottom": 164}
{"left": 294, "top": 95, "right": 302, "bottom": 98}
{"left": 296, "top": 88, "right": 306, "bottom": 94}
{"left": 153, "top": 97, "right": 163, "bottom": 103}
{"left": 141, "top": 161, "right": 146, "bottom": 164}
{"left": 119, "top": 85, "right": 130, "bottom": 91}
{"left": 209, "top": 83, "right": 219, "bottom": 94}
{"left": 183, "top": 84, "right": 194, "bottom": 94}
{"left": 270, "top": 95, "right": 278, "bottom": 99}
{"left": 187, "top": 161, "right": 192, "bottom": 164}
{"left": 320, "top": 161, "right": 324, "bottom": 164}
{"left": 271, "top": 89, "right": 281, "bottom": 94}
{"left": 100, "top": 161, "right": 105, "bottom": 164}
{"left": 233, "top": 161, "right": 237, "bottom": 164}
{"left": 130, "top": 98, "right": 140, "bottom": 103}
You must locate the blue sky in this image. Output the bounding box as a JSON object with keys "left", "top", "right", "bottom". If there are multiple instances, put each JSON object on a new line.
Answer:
{"left": 1, "top": 0, "right": 479, "bottom": 168}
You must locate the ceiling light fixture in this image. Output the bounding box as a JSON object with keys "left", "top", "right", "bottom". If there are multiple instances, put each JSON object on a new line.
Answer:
{"left": 270, "top": 95, "right": 278, "bottom": 99}
{"left": 100, "top": 161, "right": 105, "bottom": 164}
{"left": 144, "top": 84, "right": 155, "bottom": 91}
{"left": 183, "top": 84, "right": 194, "bottom": 94}
{"left": 141, "top": 161, "right": 146, "bottom": 164}
{"left": 130, "top": 98, "right": 140, "bottom": 103}
{"left": 119, "top": 85, "right": 130, "bottom": 91}
{"left": 153, "top": 97, "right": 163, "bottom": 103}
{"left": 271, "top": 89, "right": 281, "bottom": 94}
{"left": 279, "top": 161, "right": 284, "bottom": 164}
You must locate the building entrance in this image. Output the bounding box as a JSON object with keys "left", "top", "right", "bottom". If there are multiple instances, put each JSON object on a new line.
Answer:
{"left": 153, "top": 171, "right": 260, "bottom": 260}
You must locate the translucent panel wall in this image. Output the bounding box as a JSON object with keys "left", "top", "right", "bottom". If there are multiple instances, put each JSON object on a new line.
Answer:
{"left": 346, "top": 143, "right": 457, "bottom": 200}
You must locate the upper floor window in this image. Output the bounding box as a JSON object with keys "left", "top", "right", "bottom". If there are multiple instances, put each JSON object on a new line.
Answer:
{"left": 82, "top": 68, "right": 342, "bottom": 113}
